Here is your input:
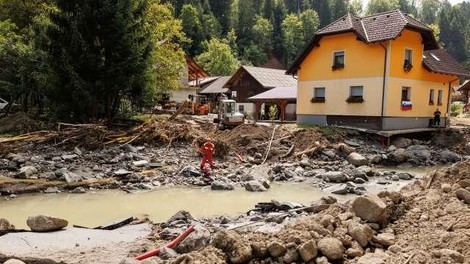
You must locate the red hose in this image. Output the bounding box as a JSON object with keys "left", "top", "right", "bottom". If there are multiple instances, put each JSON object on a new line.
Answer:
{"left": 134, "top": 225, "right": 195, "bottom": 261}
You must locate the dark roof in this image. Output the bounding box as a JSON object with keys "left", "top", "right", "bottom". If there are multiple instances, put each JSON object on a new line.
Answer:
{"left": 226, "top": 66, "right": 297, "bottom": 89}
{"left": 457, "top": 80, "right": 470, "bottom": 92}
{"left": 422, "top": 49, "right": 470, "bottom": 77}
{"left": 287, "top": 10, "right": 439, "bottom": 74}
{"left": 198, "top": 76, "right": 231, "bottom": 94}
{"left": 248, "top": 86, "right": 297, "bottom": 100}
{"left": 188, "top": 76, "right": 219, "bottom": 87}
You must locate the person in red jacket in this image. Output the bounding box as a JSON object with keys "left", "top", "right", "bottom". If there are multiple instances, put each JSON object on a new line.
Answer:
{"left": 199, "top": 141, "right": 215, "bottom": 179}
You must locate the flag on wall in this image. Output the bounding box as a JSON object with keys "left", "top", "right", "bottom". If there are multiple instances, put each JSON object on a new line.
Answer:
{"left": 401, "top": 101, "right": 412, "bottom": 110}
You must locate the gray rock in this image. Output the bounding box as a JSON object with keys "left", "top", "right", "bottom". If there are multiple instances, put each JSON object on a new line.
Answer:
{"left": 71, "top": 187, "right": 86, "bottom": 193}
{"left": 158, "top": 247, "right": 179, "bottom": 260}
{"left": 267, "top": 241, "right": 287, "bottom": 257}
{"left": 298, "top": 240, "right": 318, "bottom": 262}
{"left": 73, "top": 147, "right": 82, "bottom": 156}
{"left": 348, "top": 222, "right": 373, "bottom": 247}
{"left": 44, "top": 187, "right": 60, "bottom": 193}
{"left": 62, "top": 154, "right": 79, "bottom": 161}
{"left": 249, "top": 164, "right": 271, "bottom": 179}
{"left": 166, "top": 210, "right": 194, "bottom": 224}
{"left": 373, "top": 233, "right": 396, "bottom": 246}
{"left": 318, "top": 237, "right": 344, "bottom": 260}
{"left": 397, "top": 172, "right": 413, "bottom": 180}
{"left": 179, "top": 166, "right": 201, "bottom": 177}
{"left": 465, "top": 143, "right": 470, "bottom": 154}
{"left": 122, "top": 144, "right": 137, "bottom": 153}
{"left": 211, "top": 181, "right": 234, "bottom": 191}
{"left": 16, "top": 165, "right": 38, "bottom": 179}
{"left": 354, "top": 178, "right": 366, "bottom": 184}
{"left": 261, "top": 179, "right": 271, "bottom": 189}
{"left": 391, "top": 137, "right": 412, "bottom": 148}
{"left": 391, "top": 175, "right": 400, "bottom": 181}
{"left": 64, "top": 171, "right": 82, "bottom": 183}
{"left": 324, "top": 183, "right": 349, "bottom": 195}
{"left": 371, "top": 155, "right": 382, "bottom": 164}
{"left": 114, "top": 169, "right": 132, "bottom": 176}
{"left": 0, "top": 218, "right": 15, "bottom": 230}
{"left": 389, "top": 148, "right": 408, "bottom": 163}
{"left": 133, "top": 160, "right": 148, "bottom": 167}
{"left": 455, "top": 188, "right": 470, "bottom": 204}
{"left": 405, "top": 145, "right": 431, "bottom": 162}
{"left": 175, "top": 225, "right": 210, "bottom": 253}
{"left": 322, "top": 150, "right": 336, "bottom": 159}
{"left": 439, "top": 149, "right": 461, "bottom": 163}
{"left": 4, "top": 260, "right": 26, "bottom": 264}
{"left": 347, "top": 152, "right": 368, "bottom": 166}
{"left": 245, "top": 180, "right": 267, "bottom": 192}
{"left": 321, "top": 171, "right": 348, "bottom": 183}
{"left": 352, "top": 196, "right": 389, "bottom": 223}
{"left": 27, "top": 215, "right": 68, "bottom": 232}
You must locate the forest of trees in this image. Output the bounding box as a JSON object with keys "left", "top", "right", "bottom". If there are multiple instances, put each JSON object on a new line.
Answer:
{"left": 0, "top": 0, "right": 469, "bottom": 121}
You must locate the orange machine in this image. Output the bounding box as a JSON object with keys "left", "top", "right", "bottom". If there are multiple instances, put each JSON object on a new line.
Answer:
{"left": 188, "top": 94, "right": 210, "bottom": 115}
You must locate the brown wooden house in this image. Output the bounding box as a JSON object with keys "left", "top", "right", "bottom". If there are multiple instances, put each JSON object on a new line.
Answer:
{"left": 224, "top": 66, "right": 297, "bottom": 116}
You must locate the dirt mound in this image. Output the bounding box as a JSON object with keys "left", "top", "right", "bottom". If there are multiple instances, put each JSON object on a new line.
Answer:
{"left": 0, "top": 112, "right": 49, "bottom": 134}
{"left": 431, "top": 127, "right": 468, "bottom": 151}
{"left": 292, "top": 128, "right": 332, "bottom": 153}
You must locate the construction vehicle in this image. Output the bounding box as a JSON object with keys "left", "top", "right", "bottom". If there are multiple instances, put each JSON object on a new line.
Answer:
{"left": 188, "top": 94, "right": 210, "bottom": 115}
{"left": 213, "top": 99, "right": 245, "bottom": 129}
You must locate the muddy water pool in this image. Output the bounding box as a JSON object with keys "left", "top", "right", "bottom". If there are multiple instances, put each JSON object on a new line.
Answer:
{"left": 0, "top": 166, "right": 438, "bottom": 229}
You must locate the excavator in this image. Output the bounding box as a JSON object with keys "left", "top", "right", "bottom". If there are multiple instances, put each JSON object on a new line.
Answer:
{"left": 187, "top": 94, "right": 210, "bottom": 115}
{"left": 213, "top": 99, "right": 245, "bottom": 129}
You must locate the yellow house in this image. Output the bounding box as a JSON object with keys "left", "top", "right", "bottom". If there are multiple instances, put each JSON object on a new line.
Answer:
{"left": 286, "top": 10, "right": 470, "bottom": 131}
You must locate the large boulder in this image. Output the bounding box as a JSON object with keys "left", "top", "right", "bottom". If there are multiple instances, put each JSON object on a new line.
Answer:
{"left": 389, "top": 148, "right": 408, "bottom": 163}
{"left": 405, "top": 145, "right": 431, "bottom": 163}
{"left": 465, "top": 143, "right": 470, "bottom": 154}
{"left": 321, "top": 171, "right": 348, "bottom": 183}
{"left": 211, "top": 181, "right": 234, "bottom": 191}
{"left": 438, "top": 149, "right": 461, "bottom": 163}
{"left": 317, "top": 237, "right": 344, "bottom": 261}
{"left": 175, "top": 225, "right": 210, "bottom": 253}
{"left": 351, "top": 196, "right": 389, "bottom": 223}
{"left": 347, "top": 152, "right": 368, "bottom": 166}
{"left": 298, "top": 240, "right": 318, "bottom": 262}
{"left": 245, "top": 180, "right": 267, "bottom": 192}
{"left": 347, "top": 222, "right": 373, "bottom": 247}
{"left": 26, "top": 215, "right": 68, "bottom": 232}
{"left": 373, "top": 233, "right": 396, "bottom": 246}
{"left": 16, "top": 165, "right": 38, "bottom": 179}
{"left": 455, "top": 188, "right": 470, "bottom": 204}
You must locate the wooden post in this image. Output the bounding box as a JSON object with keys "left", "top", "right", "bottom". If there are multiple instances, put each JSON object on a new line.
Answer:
{"left": 279, "top": 100, "right": 287, "bottom": 121}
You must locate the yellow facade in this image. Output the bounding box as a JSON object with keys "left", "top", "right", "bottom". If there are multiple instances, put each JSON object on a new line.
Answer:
{"left": 297, "top": 29, "right": 459, "bottom": 119}
{"left": 299, "top": 33, "right": 385, "bottom": 81}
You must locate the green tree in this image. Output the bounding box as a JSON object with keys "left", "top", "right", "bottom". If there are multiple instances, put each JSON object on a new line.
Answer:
{"left": 330, "top": 0, "right": 349, "bottom": 20}
{"left": 252, "top": 16, "right": 274, "bottom": 52}
{"left": 282, "top": 14, "right": 304, "bottom": 66}
{"left": 420, "top": 0, "right": 441, "bottom": 24}
{"left": 300, "top": 9, "right": 320, "bottom": 42}
{"left": 147, "top": 1, "right": 187, "bottom": 94}
{"left": 348, "top": 0, "right": 364, "bottom": 16}
{"left": 366, "top": 0, "right": 399, "bottom": 15}
{"left": 195, "top": 38, "right": 239, "bottom": 76}
{"left": 312, "top": 0, "right": 331, "bottom": 27}
{"left": 180, "top": 4, "right": 203, "bottom": 56}
{"left": 398, "top": 0, "right": 418, "bottom": 16}
{"left": 48, "top": 0, "right": 154, "bottom": 121}
{"left": 439, "top": 2, "right": 467, "bottom": 63}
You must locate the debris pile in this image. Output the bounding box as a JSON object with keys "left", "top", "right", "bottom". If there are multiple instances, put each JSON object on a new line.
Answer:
{"left": 140, "top": 160, "right": 470, "bottom": 264}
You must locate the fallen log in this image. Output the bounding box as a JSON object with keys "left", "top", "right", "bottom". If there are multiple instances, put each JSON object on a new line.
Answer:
{"left": 294, "top": 144, "right": 321, "bottom": 157}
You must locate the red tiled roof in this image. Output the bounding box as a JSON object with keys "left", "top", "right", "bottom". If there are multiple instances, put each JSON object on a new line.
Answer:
{"left": 423, "top": 49, "right": 470, "bottom": 77}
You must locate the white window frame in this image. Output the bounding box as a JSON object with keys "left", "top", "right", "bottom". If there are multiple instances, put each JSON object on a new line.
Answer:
{"left": 314, "top": 87, "right": 326, "bottom": 99}
{"left": 350, "top": 86, "right": 363, "bottom": 99}
{"left": 401, "top": 86, "right": 411, "bottom": 101}
{"left": 404, "top": 48, "right": 413, "bottom": 65}
{"left": 429, "top": 89, "right": 435, "bottom": 105}
{"left": 332, "top": 50, "right": 345, "bottom": 69}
